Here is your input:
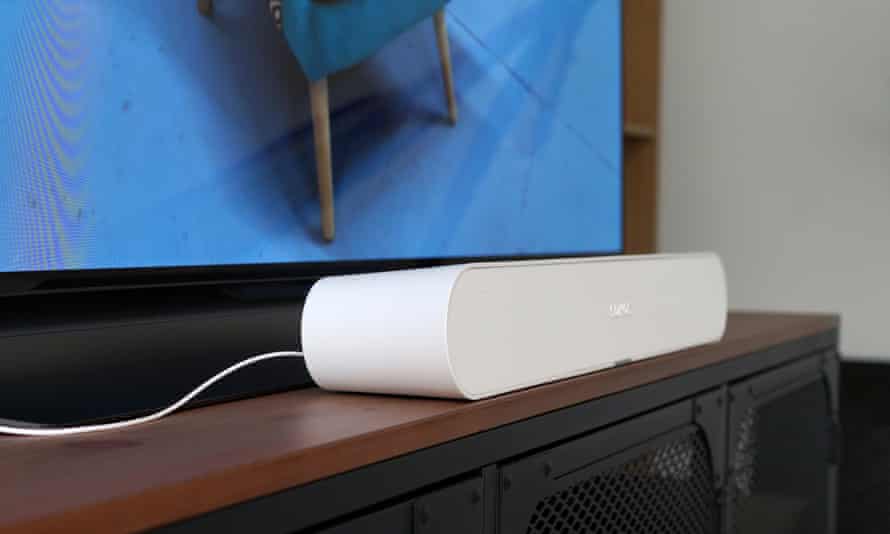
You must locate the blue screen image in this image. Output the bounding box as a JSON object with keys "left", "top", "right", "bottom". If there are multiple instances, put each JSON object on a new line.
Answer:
{"left": 0, "top": 0, "right": 622, "bottom": 272}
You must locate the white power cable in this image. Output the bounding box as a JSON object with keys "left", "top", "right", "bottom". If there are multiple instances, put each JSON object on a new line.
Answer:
{"left": 0, "top": 351, "right": 304, "bottom": 438}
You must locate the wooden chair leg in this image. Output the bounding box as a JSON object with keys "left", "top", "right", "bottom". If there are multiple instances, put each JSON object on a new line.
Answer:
{"left": 309, "top": 77, "right": 335, "bottom": 242}
{"left": 434, "top": 10, "right": 458, "bottom": 125}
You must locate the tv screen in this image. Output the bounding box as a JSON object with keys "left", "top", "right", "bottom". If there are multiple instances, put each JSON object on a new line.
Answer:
{"left": 0, "top": 0, "right": 622, "bottom": 275}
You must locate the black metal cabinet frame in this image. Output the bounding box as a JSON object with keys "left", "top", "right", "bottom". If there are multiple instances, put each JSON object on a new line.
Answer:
{"left": 154, "top": 330, "right": 839, "bottom": 534}
{"left": 314, "top": 477, "right": 485, "bottom": 534}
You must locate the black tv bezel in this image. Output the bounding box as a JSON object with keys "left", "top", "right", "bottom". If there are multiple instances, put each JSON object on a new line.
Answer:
{"left": 0, "top": 247, "right": 623, "bottom": 298}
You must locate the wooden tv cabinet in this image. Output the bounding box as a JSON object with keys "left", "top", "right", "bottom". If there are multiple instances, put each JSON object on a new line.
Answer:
{"left": 0, "top": 312, "right": 840, "bottom": 534}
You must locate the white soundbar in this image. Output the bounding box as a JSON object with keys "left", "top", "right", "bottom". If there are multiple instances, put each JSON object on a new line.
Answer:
{"left": 301, "top": 253, "right": 727, "bottom": 400}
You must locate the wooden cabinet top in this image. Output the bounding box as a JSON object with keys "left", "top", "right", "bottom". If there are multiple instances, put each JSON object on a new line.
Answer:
{"left": 1, "top": 312, "right": 838, "bottom": 534}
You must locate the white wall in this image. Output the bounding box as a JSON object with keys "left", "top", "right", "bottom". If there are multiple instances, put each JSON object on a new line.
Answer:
{"left": 660, "top": 0, "right": 890, "bottom": 359}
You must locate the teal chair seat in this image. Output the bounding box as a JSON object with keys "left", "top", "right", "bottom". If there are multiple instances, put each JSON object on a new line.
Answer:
{"left": 281, "top": 0, "right": 449, "bottom": 81}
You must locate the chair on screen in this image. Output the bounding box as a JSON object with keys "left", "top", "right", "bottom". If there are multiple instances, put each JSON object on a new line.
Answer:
{"left": 198, "top": 0, "right": 459, "bottom": 241}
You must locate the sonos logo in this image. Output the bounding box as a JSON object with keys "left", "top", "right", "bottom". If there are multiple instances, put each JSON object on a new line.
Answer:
{"left": 608, "top": 303, "right": 633, "bottom": 318}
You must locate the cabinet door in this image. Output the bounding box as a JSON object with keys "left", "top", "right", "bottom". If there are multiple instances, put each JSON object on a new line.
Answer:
{"left": 726, "top": 354, "right": 836, "bottom": 534}
{"left": 314, "top": 477, "right": 483, "bottom": 534}
{"left": 500, "top": 400, "right": 720, "bottom": 534}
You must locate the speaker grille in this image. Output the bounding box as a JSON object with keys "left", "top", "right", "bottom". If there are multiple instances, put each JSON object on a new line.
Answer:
{"left": 731, "top": 407, "right": 759, "bottom": 531}
{"left": 525, "top": 431, "right": 715, "bottom": 534}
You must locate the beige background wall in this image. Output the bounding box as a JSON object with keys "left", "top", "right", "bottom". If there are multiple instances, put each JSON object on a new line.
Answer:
{"left": 659, "top": 0, "right": 890, "bottom": 358}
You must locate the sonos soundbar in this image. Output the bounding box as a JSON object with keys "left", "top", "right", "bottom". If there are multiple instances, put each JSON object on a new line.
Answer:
{"left": 301, "top": 253, "right": 727, "bottom": 400}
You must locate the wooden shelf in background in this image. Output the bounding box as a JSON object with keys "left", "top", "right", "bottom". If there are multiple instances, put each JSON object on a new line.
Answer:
{"left": 623, "top": 123, "right": 656, "bottom": 141}
{"left": 622, "top": 0, "right": 662, "bottom": 254}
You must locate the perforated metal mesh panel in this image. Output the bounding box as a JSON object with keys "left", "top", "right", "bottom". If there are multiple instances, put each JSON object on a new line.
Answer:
{"left": 525, "top": 432, "right": 715, "bottom": 534}
{"left": 732, "top": 408, "right": 759, "bottom": 503}
{"left": 731, "top": 381, "right": 829, "bottom": 534}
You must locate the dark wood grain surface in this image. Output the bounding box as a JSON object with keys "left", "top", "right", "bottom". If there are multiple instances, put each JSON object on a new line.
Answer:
{"left": 0, "top": 312, "right": 838, "bottom": 534}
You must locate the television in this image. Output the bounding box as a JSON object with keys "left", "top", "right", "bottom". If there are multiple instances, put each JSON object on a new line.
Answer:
{"left": 0, "top": 0, "right": 623, "bottom": 423}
